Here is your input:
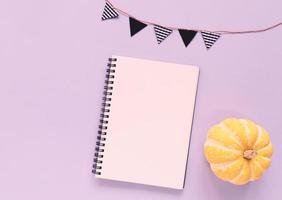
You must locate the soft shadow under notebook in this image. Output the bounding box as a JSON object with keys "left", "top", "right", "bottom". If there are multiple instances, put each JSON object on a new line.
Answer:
{"left": 93, "top": 56, "right": 199, "bottom": 189}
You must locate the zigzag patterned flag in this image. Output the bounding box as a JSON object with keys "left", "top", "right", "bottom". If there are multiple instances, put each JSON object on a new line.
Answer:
{"left": 154, "top": 25, "right": 173, "bottom": 44}
{"left": 201, "top": 31, "right": 221, "bottom": 50}
{"left": 101, "top": 2, "right": 119, "bottom": 21}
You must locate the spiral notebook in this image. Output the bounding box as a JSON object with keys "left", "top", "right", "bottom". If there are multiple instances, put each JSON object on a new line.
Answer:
{"left": 93, "top": 56, "right": 199, "bottom": 189}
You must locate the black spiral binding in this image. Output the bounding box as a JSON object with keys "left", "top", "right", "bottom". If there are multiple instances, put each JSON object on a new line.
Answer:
{"left": 92, "top": 57, "right": 117, "bottom": 176}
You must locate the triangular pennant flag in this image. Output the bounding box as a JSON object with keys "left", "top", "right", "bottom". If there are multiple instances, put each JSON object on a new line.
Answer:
{"left": 201, "top": 31, "right": 221, "bottom": 50}
{"left": 178, "top": 29, "right": 197, "bottom": 47}
{"left": 154, "top": 25, "right": 173, "bottom": 44}
{"left": 129, "top": 17, "right": 147, "bottom": 37}
{"left": 101, "top": 2, "right": 119, "bottom": 21}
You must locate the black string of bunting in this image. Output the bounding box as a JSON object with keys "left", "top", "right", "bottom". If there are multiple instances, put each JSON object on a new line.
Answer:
{"left": 101, "top": 1, "right": 221, "bottom": 50}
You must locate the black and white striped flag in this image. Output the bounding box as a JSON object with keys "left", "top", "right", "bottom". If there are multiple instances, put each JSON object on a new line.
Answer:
{"left": 101, "top": 2, "right": 119, "bottom": 21}
{"left": 201, "top": 31, "right": 221, "bottom": 50}
{"left": 154, "top": 25, "right": 173, "bottom": 44}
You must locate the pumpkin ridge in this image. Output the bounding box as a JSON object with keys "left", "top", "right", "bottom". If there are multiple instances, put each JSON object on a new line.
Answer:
{"left": 254, "top": 156, "right": 271, "bottom": 172}
{"left": 239, "top": 119, "right": 251, "bottom": 147}
{"left": 211, "top": 158, "right": 241, "bottom": 170}
{"left": 241, "top": 119, "right": 260, "bottom": 148}
{"left": 219, "top": 122, "right": 244, "bottom": 149}
{"left": 223, "top": 118, "right": 248, "bottom": 147}
{"left": 249, "top": 161, "right": 255, "bottom": 181}
{"left": 250, "top": 159, "right": 264, "bottom": 181}
{"left": 205, "top": 138, "right": 242, "bottom": 154}
{"left": 211, "top": 158, "right": 244, "bottom": 181}
{"left": 253, "top": 126, "right": 263, "bottom": 149}
{"left": 230, "top": 160, "right": 250, "bottom": 185}
{"left": 255, "top": 155, "right": 271, "bottom": 169}
{"left": 260, "top": 154, "right": 272, "bottom": 160}
{"left": 256, "top": 142, "right": 273, "bottom": 158}
{"left": 253, "top": 127, "right": 271, "bottom": 150}
{"left": 256, "top": 160, "right": 264, "bottom": 172}
{"left": 230, "top": 161, "right": 245, "bottom": 183}
{"left": 252, "top": 160, "right": 266, "bottom": 180}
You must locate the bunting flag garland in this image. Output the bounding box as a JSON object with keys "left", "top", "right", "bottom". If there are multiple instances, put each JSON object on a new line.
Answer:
{"left": 101, "top": 2, "right": 119, "bottom": 21}
{"left": 154, "top": 25, "right": 173, "bottom": 44}
{"left": 178, "top": 29, "right": 198, "bottom": 47}
{"left": 101, "top": 0, "right": 282, "bottom": 50}
{"left": 129, "top": 17, "right": 148, "bottom": 37}
{"left": 100, "top": 1, "right": 222, "bottom": 50}
{"left": 201, "top": 31, "right": 221, "bottom": 50}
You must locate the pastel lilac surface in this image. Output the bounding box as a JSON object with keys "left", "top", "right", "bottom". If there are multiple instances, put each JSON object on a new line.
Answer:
{"left": 0, "top": 0, "right": 282, "bottom": 200}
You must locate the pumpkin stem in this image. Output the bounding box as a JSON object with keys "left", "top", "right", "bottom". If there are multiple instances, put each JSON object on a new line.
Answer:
{"left": 243, "top": 149, "right": 257, "bottom": 160}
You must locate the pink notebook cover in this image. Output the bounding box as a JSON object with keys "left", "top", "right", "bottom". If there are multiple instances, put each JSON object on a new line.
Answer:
{"left": 93, "top": 56, "right": 199, "bottom": 189}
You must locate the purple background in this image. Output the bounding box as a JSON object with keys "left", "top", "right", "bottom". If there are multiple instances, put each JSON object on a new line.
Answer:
{"left": 0, "top": 0, "right": 282, "bottom": 199}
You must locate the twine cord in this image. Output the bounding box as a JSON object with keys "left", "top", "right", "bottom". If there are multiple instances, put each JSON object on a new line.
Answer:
{"left": 105, "top": 0, "right": 282, "bottom": 34}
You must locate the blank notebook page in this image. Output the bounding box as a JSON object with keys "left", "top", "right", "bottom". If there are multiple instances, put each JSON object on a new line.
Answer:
{"left": 95, "top": 56, "right": 199, "bottom": 189}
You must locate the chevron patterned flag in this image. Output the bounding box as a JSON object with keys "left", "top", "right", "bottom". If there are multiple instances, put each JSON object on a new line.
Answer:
{"left": 154, "top": 25, "right": 173, "bottom": 44}
{"left": 201, "top": 31, "right": 221, "bottom": 50}
{"left": 101, "top": 2, "right": 119, "bottom": 21}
